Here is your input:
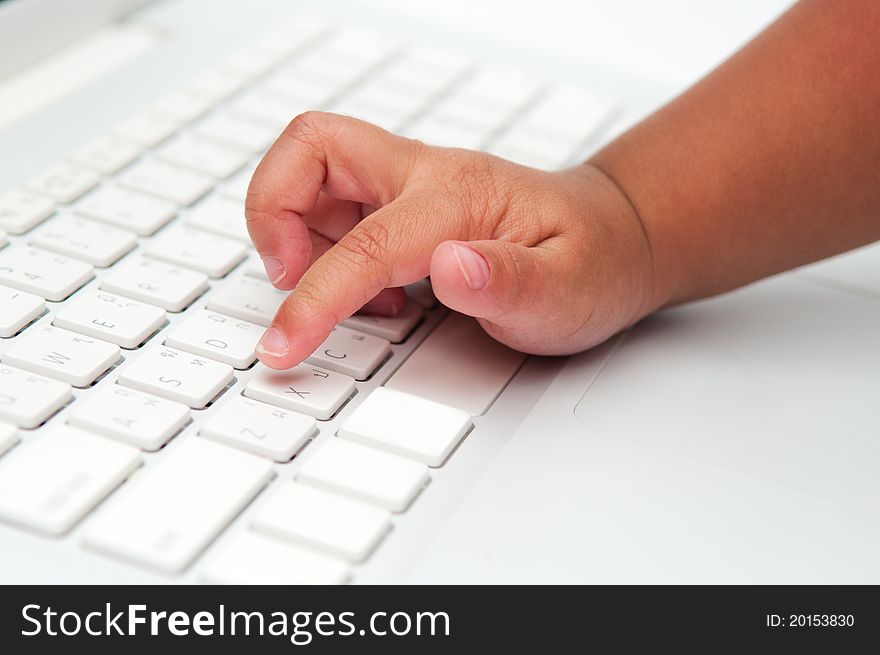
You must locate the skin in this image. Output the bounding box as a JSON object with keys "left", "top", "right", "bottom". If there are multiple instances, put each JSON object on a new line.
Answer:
{"left": 246, "top": 0, "right": 880, "bottom": 370}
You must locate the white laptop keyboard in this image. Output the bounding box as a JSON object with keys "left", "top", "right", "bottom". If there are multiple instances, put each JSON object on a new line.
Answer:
{"left": 0, "top": 13, "right": 615, "bottom": 583}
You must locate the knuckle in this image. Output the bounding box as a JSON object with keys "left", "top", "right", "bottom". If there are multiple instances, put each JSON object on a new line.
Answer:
{"left": 338, "top": 220, "right": 392, "bottom": 267}
{"left": 437, "top": 151, "right": 508, "bottom": 235}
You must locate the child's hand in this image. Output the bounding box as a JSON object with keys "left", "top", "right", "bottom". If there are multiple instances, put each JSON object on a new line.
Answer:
{"left": 246, "top": 111, "right": 659, "bottom": 369}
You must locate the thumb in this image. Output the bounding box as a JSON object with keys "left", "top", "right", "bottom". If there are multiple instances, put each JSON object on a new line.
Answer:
{"left": 429, "top": 239, "right": 570, "bottom": 349}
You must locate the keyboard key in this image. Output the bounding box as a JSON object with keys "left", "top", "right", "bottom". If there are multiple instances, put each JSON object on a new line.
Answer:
{"left": 193, "top": 113, "right": 278, "bottom": 153}
{"left": 0, "top": 425, "right": 140, "bottom": 535}
{"left": 3, "top": 324, "right": 120, "bottom": 387}
{"left": 457, "top": 67, "right": 543, "bottom": 111}
{"left": 404, "top": 115, "right": 491, "bottom": 150}
{"left": 117, "top": 160, "right": 213, "bottom": 206}
{"left": 0, "top": 364, "right": 71, "bottom": 428}
{"left": 298, "top": 437, "right": 428, "bottom": 511}
{"left": 405, "top": 278, "right": 437, "bottom": 308}
{"left": 29, "top": 214, "right": 136, "bottom": 267}
{"left": 101, "top": 256, "right": 208, "bottom": 312}
{"left": 386, "top": 313, "right": 527, "bottom": 415}
{"left": 146, "top": 225, "right": 246, "bottom": 278}
{"left": 0, "top": 245, "right": 93, "bottom": 301}
{"left": 152, "top": 89, "right": 215, "bottom": 122}
{"left": 206, "top": 275, "right": 287, "bottom": 326}
{"left": 0, "top": 421, "right": 17, "bottom": 457}
{"left": 340, "top": 387, "right": 471, "bottom": 467}
{"left": 0, "top": 285, "right": 44, "bottom": 337}
{"left": 306, "top": 325, "right": 390, "bottom": 380}
{"left": 227, "top": 90, "right": 302, "bottom": 131}
{"left": 69, "top": 135, "right": 142, "bottom": 174}
{"left": 184, "top": 194, "right": 249, "bottom": 242}
{"left": 68, "top": 384, "right": 189, "bottom": 451}
{"left": 342, "top": 302, "right": 423, "bottom": 343}
{"left": 221, "top": 163, "right": 259, "bottom": 203}
{"left": 113, "top": 111, "right": 178, "bottom": 147}
{"left": 75, "top": 185, "right": 177, "bottom": 236}
{"left": 118, "top": 345, "right": 233, "bottom": 408}
{"left": 165, "top": 310, "right": 262, "bottom": 369}
{"left": 25, "top": 162, "right": 100, "bottom": 203}
{"left": 202, "top": 531, "right": 348, "bottom": 585}
{"left": 0, "top": 190, "right": 54, "bottom": 234}
{"left": 200, "top": 395, "right": 315, "bottom": 461}
{"left": 84, "top": 437, "right": 273, "bottom": 572}
{"left": 488, "top": 127, "right": 574, "bottom": 169}
{"left": 252, "top": 481, "right": 390, "bottom": 561}
{"left": 245, "top": 364, "right": 355, "bottom": 420}
{"left": 54, "top": 289, "right": 166, "bottom": 348}
{"left": 190, "top": 66, "right": 250, "bottom": 101}
{"left": 156, "top": 135, "right": 250, "bottom": 179}
{"left": 518, "top": 85, "right": 615, "bottom": 142}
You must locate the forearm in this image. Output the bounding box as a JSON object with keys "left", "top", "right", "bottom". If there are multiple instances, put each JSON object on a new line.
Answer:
{"left": 590, "top": 0, "right": 880, "bottom": 310}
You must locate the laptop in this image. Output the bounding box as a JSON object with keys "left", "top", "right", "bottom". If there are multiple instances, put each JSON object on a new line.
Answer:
{"left": 1, "top": 0, "right": 878, "bottom": 584}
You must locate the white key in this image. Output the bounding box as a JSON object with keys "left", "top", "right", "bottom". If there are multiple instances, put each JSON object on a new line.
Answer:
{"left": 113, "top": 111, "right": 178, "bottom": 147}
{"left": 0, "top": 425, "right": 140, "bottom": 535}
{"left": 101, "top": 256, "right": 208, "bottom": 312}
{"left": 227, "top": 90, "right": 302, "bottom": 130}
{"left": 261, "top": 67, "right": 343, "bottom": 106}
{"left": 298, "top": 438, "right": 428, "bottom": 511}
{"left": 193, "top": 113, "right": 277, "bottom": 153}
{"left": 84, "top": 437, "right": 273, "bottom": 572}
{"left": 153, "top": 89, "right": 216, "bottom": 122}
{"left": 0, "top": 421, "right": 18, "bottom": 457}
{"left": 387, "top": 313, "right": 527, "bottom": 415}
{"left": 224, "top": 45, "right": 279, "bottom": 77}
{"left": 253, "top": 481, "right": 390, "bottom": 561}
{"left": 0, "top": 190, "right": 54, "bottom": 234}
{"left": 0, "top": 245, "right": 93, "bottom": 301}
{"left": 488, "top": 129, "right": 573, "bottom": 169}
{"left": 69, "top": 135, "right": 141, "bottom": 174}
{"left": 244, "top": 255, "right": 270, "bottom": 280}
{"left": 30, "top": 214, "right": 136, "bottom": 267}
{"left": 245, "top": 364, "right": 355, "bottom": 420}
{"left": 206, "top": 275, "right": 287, "bottom": 326}
{"left": 339, "top": 387, "right": 471, "bottom": 467}
{"left": 146, "top": 225, "right": 246, "bottom": 277}
{"left": 458, "top": 67, "right": 543, "bottom": 110}
{"left": 68, "top": 384, "right": 189, "bottom": 451}
{"left": 165, "top": 310, "right": 262, "bottom": 369}
{"left": 518, "top": 85, "right": 615, "bottom": 142}
{"left": 75, "top": 185, "right": 177, "bottom": 235}
{"left": 342, "top": 303, "right": 424, "bottom": 343}
{"left": 190, "top": 66, "right": 249, "bottom": 101}
{"left": 0, "top": 364, "right": 71, "bottom": 428}
{"left": 3, "top": 324, "right": 120, "bottom": 387}
{"left": 25, "top": 162, "right": 100, "bottom": 204}
{"left": 117, "top": 160, "right": 213, "bottom": 206}
{"left": 306, "top": 325, "right": 390, "bottom": 381}
{"left": 221, "top": 163, "right": 258, "bottom": 203}
{"left": 404, "top": 115, "right": 491, "bottom": 150}
{"left": 0, "top": 285, "right": 44, "bottom": 337}
{"left": 202, "top": 531, "right": 348, "bottom": 585}
{"left": 118, "top": 345, "right": 233, "bottom": 408}
{"left": 185, "top": 194, "right": 249, "bottom": 241}
{"left": 200, "top": 396, "right": 315, "bottom": 461}
{"left": 54, "top": 289, "right": 166, "bottom": 348}
{"left": 155, "top": 135, "right": 250, "bottom": 179}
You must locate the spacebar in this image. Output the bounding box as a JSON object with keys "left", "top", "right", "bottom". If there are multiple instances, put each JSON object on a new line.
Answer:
{"left": 386, "top": 313, "right": 527, "bottom": 415}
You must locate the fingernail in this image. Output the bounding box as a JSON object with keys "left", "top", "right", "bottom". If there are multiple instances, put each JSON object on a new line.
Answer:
{"left": 256, "top": 327, "right": 289, "bottom": 358}
{"left": 451, "top": 243, "right": 490, "bottom": 290}
{"left": 261, "top": 256, "right": 286, "bottom": 285}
